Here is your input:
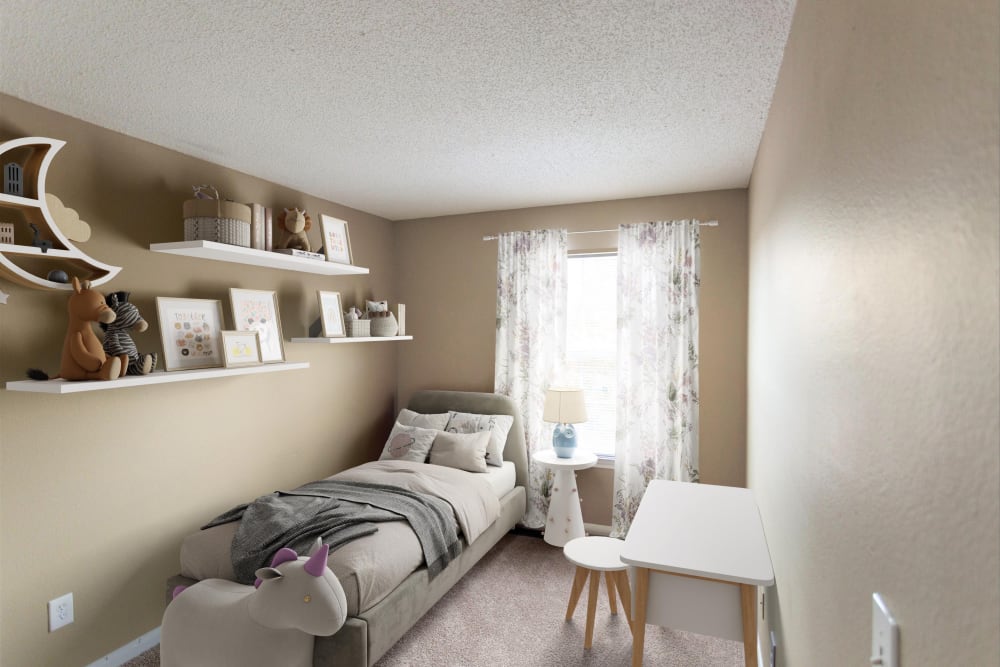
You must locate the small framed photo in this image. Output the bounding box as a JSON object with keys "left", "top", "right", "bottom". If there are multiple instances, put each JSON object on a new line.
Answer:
{"left": 156, "top": 297, "right": 225, "bottom": 371}
{"left": 229, "top": 288, "right": 286, "bottom": 363}
{"left": 221, "top": 330, "right": 262, "bottom": 367}
{"left": 320, "top": 214, "right": 353, "bottom": 265}
{"left": 317, "top": 290, "right": 346, "bottom": 338}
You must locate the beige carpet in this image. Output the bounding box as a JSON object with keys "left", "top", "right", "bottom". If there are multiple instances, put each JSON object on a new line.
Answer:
{"left": 125, "top": 533, "right": 744, "bottom": 666}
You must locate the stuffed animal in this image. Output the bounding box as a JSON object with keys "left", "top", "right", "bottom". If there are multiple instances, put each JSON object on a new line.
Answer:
{"left": 100, "top": 291, "right": 157, "bottom": 375}
{"left": 277, "top": 207, "right": 312, "bottom": 252}
{"left": 160, "top": 543, "right": 347, "bottom": 667}
{"left": 27, "top": 277, "right": 124, "bottom": 381}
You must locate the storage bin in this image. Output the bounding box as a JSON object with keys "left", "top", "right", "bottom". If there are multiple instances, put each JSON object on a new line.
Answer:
{"left": 371, "top": 312, "right": 399, "bottom": 337}
{"left": 183, "top": 198, "right": 252, "bottom": 247}
{"left": 347, "top": 320, "right": 370, "bottom": 338}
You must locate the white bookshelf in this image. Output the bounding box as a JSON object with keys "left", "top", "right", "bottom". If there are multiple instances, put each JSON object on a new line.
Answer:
{"left": 290, "top": 336, "right": 413, "bottom": 344}
{"left": 149, "top": 241, "right": 369, "bottom": 276}
{"left": 5, "top": 362, "right": 310, "bottom": 394}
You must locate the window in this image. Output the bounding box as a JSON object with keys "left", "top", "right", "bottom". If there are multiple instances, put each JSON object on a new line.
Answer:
{"left": 565, "top": 253, "right": 617, "bottom": 459}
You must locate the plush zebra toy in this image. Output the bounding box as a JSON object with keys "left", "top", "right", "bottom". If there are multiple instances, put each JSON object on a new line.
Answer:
{"left": 101, "top": 291, "right": 157, "bottom": 375}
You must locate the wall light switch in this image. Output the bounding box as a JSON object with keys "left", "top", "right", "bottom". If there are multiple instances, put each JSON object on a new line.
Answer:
{"left": 870, "top": 593, "right": 898, "bottom": 667}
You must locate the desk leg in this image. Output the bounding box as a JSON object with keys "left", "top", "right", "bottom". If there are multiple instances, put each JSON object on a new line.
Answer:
{"left": 740, "top": 583, "right": 757, "bottom": 667}
{"left": 631, "top": 567, "right": 649, "bottom": 667}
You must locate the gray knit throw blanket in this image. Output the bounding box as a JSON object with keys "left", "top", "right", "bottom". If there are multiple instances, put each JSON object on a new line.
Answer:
{"left": 203, "top": 480, "right": 462, "bottom": 584}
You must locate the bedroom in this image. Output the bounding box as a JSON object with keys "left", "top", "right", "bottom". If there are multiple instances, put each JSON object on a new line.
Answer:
{"left": 0, "top": 1, "right": 997, "bottom": 666}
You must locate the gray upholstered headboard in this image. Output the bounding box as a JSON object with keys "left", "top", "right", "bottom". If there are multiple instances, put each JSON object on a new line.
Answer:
{"left": 406, "top": 390, "right": 528, "bottom": 490}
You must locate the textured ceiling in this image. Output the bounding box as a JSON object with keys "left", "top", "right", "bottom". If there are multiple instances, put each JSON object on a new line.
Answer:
{"left": 0, "top": 1, "right": 795, "bottom": 220}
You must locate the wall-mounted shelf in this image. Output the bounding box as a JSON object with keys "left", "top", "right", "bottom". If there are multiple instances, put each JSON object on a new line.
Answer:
{"left": 290, "top": 336, "right": 413, "bottom": 344}
{"left": 5, "top": 362, "right": 310, "bottom": 394}
{"left": 149, "top": 241, "right": 369, "bottom": 276}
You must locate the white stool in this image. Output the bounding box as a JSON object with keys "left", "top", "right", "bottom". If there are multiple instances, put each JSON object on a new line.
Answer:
{"left": 563, "top": 536, "right": 633, "bottom": 649}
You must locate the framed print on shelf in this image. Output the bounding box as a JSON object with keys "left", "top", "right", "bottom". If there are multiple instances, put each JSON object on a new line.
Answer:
{"left": 319, "top": 214, "right": 353, "bottom": 265}
{"left": 221, "top": 330, "right": 262, "bottom": 368}
{"left": 156, "top": 297, "right": 225, "bottom": 371}
{"left": 229, "top": 288, "right": 286, "bottom": 363}
{"left": 317, "top": 290, "right": 346, "bottom": 338}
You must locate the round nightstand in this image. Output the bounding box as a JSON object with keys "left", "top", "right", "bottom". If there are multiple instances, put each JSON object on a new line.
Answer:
{"left": 532, "top": 449, "right": 598, "bottom": 547}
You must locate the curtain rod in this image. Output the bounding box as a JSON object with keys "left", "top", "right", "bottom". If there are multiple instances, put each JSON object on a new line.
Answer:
{"left": 482, "top": 220, "right": 718, "bottom": 241}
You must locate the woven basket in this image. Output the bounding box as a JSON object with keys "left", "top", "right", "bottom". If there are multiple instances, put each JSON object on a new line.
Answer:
{"left": 182, "top": 192, "right": 251, "bottom": 247}
{"left": 371, "top": 312, "right": 399, "bottom": 337}
{"left": 347, "top": 320, "right": 370, "bottom": 338}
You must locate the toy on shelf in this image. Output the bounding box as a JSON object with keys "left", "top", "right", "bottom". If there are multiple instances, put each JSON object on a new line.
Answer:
{"left": 0, "top": 136, "right": 121, "bottom": 290}
{"left": 100, "top": 291, "right": 157, "bottom": 375}
{"left": 27, "top": 277, "right": 125, "bottom": 382}
{"left": 276, "top": 207, "right": 312, "bottom": 252}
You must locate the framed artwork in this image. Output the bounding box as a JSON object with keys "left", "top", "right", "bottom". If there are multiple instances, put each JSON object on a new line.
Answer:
{"left": 317, "top": 290, "right": 346, "bottom": 338}
{"left": 229, "top": 288, "right": 285, "bottom": 363}
{"left": 156, "top": 297, "right": 225, "bottom": 371}
{"left": 319, "top": 214, "right": 353, "bottom": 265}
{"left": 221, "top": 330, "right": 262, "bottom": 367}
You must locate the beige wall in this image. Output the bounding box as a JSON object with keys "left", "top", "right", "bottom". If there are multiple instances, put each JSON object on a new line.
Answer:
{"left": 748, "top": 0, "right": 999, "bottom": 665}
{"left": 395, "top": 190, "right": 750, "bottom": 524}
{"left": 0, "top": 95, "right": 402, "bottom": 666}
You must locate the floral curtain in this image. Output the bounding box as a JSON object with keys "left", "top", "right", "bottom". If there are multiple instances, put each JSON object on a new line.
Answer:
{"left": 494, "top": 228, "right": 568, "bottom": 529}
{"left": 611, "top": 220, "right": 701, "bottom": 538}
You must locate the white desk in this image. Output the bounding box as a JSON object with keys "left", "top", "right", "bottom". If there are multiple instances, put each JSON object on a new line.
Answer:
{"left": 620, "top": 480, "right": 773, "bottom": 667}
{"left": 532, "top": 450, "right": 597, "bottom": 547}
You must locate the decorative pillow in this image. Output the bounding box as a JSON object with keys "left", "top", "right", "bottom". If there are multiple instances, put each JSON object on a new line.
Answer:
{"left": 444, "top": 412, "right": 514, "bottom": 467}
{"left": 378, "top": 422, "right": 437, "bottom": 462}
{"left": 396, "top": 408, "right": 450, "bottom": 431}
{"left": 429, "top": 430, "right": 490, "bottom": 473}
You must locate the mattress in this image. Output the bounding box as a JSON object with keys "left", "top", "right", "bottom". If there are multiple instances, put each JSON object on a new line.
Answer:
{"left": 180, "top": 461, "right": 514, "bottom": 616}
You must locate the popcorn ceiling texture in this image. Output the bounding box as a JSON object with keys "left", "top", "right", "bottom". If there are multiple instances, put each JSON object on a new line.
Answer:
{"left": 0, "top": 1, "right": 795, "bottom": 220}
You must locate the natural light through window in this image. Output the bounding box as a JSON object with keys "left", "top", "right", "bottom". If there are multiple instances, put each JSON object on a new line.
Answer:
{"left": 565, "top": 253, "right": 617, "bottom": 459}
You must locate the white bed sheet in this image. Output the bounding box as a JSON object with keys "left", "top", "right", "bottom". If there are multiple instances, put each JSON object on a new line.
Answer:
{"left": 482, "top": 460, "right": 516, "bottom": 498}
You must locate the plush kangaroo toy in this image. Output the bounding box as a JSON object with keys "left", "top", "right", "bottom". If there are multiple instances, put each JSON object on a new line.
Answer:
{"left": 27, "top": 277, "right": 124, "bottom": 381}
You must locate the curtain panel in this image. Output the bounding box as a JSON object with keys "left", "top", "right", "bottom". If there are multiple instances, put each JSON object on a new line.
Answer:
{"left": 611, "top": 220, "right": 701, "bottom": 538}
{"left": 494, "top": 228, "right": 568, "bottom": 529}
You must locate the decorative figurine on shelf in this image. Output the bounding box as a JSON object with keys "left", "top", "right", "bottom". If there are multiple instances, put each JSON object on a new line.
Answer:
{"left": 4, "top": 162, "right": 22, "bottom": 196}
{"left": 26, "top": 277, "right": 125, "bottom": 381}
{"left": 29, "top": 223, "right": 53, "bottom": 253}
{"left": 100, "top": 291, "right": 157, "bottom": 375}
{"left": 277, "top": 207, "right": 312, "bottom": 252}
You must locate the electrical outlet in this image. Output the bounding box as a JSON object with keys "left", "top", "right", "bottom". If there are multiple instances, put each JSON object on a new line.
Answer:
{"left": 870, "top": 593, "right": 898, "bottom": 667}
{"left": 47, "top": 592, "right": 74, "bottom": 632}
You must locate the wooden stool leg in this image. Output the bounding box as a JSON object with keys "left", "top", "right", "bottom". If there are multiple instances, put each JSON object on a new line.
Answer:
{"left": 605, "top": 571, "right": 618, "bottom": 614}
{"left": 615, "top": 571, "right": 633, "bottom": 632}
{"left": 584, "top": 570, "right": 600, "bottom": 649}
{"left": 565, "top": 566, "right": 589, "bottom": 621}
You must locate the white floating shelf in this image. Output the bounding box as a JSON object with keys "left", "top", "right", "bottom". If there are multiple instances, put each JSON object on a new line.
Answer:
{"left": 290, "top": 336, "right": 413, "bottom": 344}
{"left": 149, "top": 241, "right": 370, "bottom": 276}
{"left": 5, "top": 362, "right": 310, "bottom": 394}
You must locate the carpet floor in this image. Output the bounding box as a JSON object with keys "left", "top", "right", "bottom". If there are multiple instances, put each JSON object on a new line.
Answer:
{"left": 124, "top": 533, "right": 744, "bottom": 666}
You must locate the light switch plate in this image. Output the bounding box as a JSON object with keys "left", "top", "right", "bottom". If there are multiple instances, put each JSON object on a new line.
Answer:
{"left": 871, "top": 593, "right": 898, "bottom": 666}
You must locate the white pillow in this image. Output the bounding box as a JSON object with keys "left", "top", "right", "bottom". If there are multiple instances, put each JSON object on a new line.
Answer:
{"left": 444, "top": 411, "right": 514, "bottom": 467}
{"left": 378, "top": 422, "right": 437, "bottom": 462}
{"left": 429, "top": 430, "right": 490, "bottom": 473}
{"left": 396, "top": 408, "right": 449, "bottom": 431}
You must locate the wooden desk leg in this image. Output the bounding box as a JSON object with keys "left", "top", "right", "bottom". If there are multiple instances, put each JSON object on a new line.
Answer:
{"left": 585, "top": 570, "right": 600, "bottom": 649}
{"left": 614, "top": 571, "right": 633, "bottom": 632}
{"left": 565, "top": 566, "right": 589, "bottom": 620}
{"left": 605, "top": 572, "right": 618, "bottom": 615}
{"left": 740, "top": 583, "right": 758, "bottom": 667}
{"left": 631, "top": 567, "right": 649, "bottom": 667}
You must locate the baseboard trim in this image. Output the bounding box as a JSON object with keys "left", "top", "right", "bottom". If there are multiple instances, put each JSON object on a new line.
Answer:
{"left": 85, "top": 626, "right": 160, "bottom": 667}
{"left": 585, "top": 522, "right": 612, "bottom": 536}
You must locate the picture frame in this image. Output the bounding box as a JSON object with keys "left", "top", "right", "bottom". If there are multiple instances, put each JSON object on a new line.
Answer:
{"left": 317, "top": 290, "right": 346, "bottom": 338}
{"left": 156, "top": 297, "right": 225, "bottom": 371}
{"left": 221, "top": 330, "right": 262, "bottom": 368}
{"left": 319, "top": 214, "right": 353, "bottom": 265}
{"left": 229, "top": 288, "right": 286, "bottom": 363}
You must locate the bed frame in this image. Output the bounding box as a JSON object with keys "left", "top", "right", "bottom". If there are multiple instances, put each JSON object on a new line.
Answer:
{"left": 166, "top": 390, "right": 528, "bottom": 667}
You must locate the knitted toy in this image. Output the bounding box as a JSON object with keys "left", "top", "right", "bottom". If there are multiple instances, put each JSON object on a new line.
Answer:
{"left": 277, "top": 207, "right": 312, "bottom": 252}
{"left": 100, "top": 291, "right": 156, "bottom": 375}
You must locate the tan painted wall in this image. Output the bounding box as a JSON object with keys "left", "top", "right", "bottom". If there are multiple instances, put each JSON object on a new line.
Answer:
{"left": 747, "top": 0, "right": 999, "bottom": 665}
{"left": 395, "top": 190, "right": 750, "bottom": 524}
{"left": 0, "top": 95, "right": 402, "bottom": 666}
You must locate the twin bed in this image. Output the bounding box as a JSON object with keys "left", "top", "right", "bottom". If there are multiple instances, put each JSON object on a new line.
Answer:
{"left": 166, "top": 390, "right": 528, "bottom": 666}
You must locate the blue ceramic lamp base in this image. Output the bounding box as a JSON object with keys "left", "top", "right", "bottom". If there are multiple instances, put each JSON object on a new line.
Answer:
{"left": 553, "top": 423, "right": 578, "bottom": 458}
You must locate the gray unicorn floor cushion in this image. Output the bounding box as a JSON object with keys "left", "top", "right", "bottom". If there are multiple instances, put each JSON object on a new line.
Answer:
{"left": 161, "top": 544, "right": 347, "bottom": 667}
{"left": 100, "top": 291, "right": 156, "bottom": 375}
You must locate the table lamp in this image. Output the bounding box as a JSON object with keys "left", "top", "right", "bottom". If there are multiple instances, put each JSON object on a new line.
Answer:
{"left": 543, "top": 388, "right": 588, "bottom": 458}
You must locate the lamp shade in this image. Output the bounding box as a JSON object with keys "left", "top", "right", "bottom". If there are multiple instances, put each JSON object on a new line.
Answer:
{"left": 543, "top": 388, "right": 587, "bottom": 424}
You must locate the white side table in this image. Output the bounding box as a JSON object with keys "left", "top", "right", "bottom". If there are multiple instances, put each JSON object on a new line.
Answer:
{"left": 532, "top": 449, "right": 598, "bottom": 547}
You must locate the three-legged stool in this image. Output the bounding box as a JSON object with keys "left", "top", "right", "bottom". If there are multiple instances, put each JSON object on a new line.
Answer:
{"left": 563, "top": 536, "right": 633, "bottom": 649}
